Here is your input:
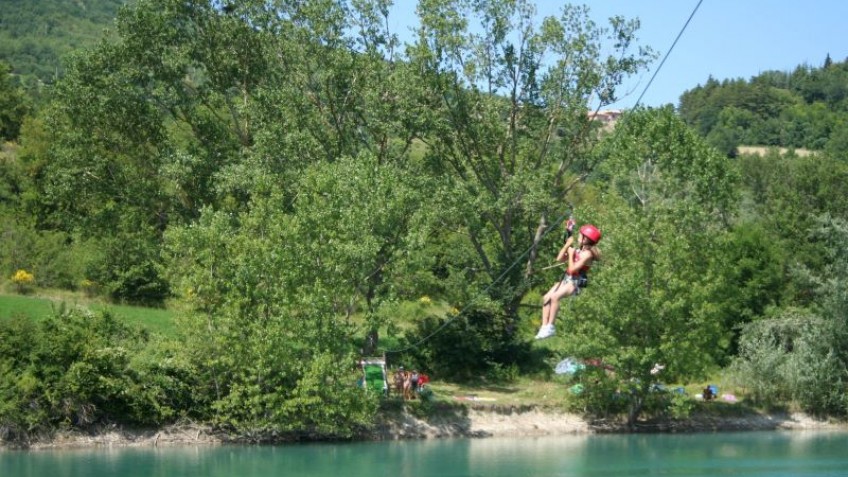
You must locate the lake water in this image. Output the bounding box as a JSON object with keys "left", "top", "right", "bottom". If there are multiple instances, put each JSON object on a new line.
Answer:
{"left": 2, "top": 430, "right": 847, "bottom": 477}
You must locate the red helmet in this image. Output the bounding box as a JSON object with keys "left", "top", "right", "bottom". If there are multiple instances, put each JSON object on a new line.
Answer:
{"left": 579, "top": 224, "right": 602, "bottom": 243}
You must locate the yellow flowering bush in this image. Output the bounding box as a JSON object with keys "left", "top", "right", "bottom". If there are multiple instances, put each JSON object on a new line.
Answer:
{"left": 80, "top": 278, "right": 98, "bottom": 298}
{"left": 418, "top": 295, "right": 432, "bottom": 305}
{"left": 11, "top": 269, "right": 35, "bottom": 294}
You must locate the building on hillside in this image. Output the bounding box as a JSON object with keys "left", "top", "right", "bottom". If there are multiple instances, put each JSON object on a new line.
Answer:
{"left": 587, "top": 109, "right": 622, "bottom": 126}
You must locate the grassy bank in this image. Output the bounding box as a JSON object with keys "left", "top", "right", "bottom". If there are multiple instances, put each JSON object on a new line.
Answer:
{"left": 0, "top": 291, "right": 177, "bottom": 336}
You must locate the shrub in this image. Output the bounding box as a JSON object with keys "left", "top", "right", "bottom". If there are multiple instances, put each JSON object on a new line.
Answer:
{"left": 31, "top": 232, "right": 98, "bottom": 290}
{"left": 0, "top": 308, "right": 193, "bottom": 441}
{"left": 564, "top": 368, "right": 628, "bottom": 417}
{"left": 10, "top": 269, "right": 34, "bottom": 294}
{"left": 85, "top": 235, "right": 170, "bottom": 306}
{"left": 80, "top": 279, "right": 99, "bottom": 298}
{"left": 669, "top": 392, "right": 696, "bottom": 419}
{"left": 729, "top": 309, "right": 848, "bottom": 416}
{"left": 0, "top": 212, "right": 98, "bottom": 292}
{"left": 403, "top": 306, "right": 529, "bottom": 382}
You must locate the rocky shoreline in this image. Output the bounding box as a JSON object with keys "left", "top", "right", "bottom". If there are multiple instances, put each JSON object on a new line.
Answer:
{"left": 370, "top": 404, "right": 847, "bottom": 440}
{"left": 6, "top": 405, "right": 847, "bottom": 450}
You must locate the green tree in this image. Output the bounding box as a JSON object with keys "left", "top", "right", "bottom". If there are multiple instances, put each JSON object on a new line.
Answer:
{"left": 825, "top": 120, "right": 848, "bottom": 159}
{"left": 0, "top": 61, "right": 29, "bottom": 141}
{"left": 163, "top": 179, "right": 388, "bottom": 437}
{"left": 220, "top": 0, "right": 429, "bottom": 353}
{"left": 154, "top": 0, "right": 430, "bottom": 435}
{"left": 572, "top": 107, "right": 738, "bottom": 425}
{"left": 705, "top": 106, "right": 757, "bottom": 157}
{"left": 24, "top": 0, "right": 280, "bottom": 302}
{"left": 779, "top": 101, "right": 835, "bottom": 149}
{"left": 736, "top": 150, "right": 848, "bottom": 307}
{"left": 678, "top": 76, "right": 723, "bottom": 137}
{"left": 730, "top": 214, "right": 848, "bottom": 416}
{"left": 405, "top": 0, "right": 655, "bottom": 353}
{"left": 710, "top": 222, "right": 787, "bottom": 359}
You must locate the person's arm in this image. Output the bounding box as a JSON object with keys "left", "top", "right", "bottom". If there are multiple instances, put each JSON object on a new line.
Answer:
{"left": 556, "top": 236, "right": 574, "bottom": 262}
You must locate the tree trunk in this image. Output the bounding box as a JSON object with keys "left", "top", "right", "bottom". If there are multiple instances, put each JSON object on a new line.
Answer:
{"left": 362, "top": 329, "right": 379, "bottom": 356}
{"left": 525, "top": 214, "right": 548, "bottom": 278}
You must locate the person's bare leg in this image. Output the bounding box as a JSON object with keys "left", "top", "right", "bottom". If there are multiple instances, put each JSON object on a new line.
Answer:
{"left": 546, "top": 299, "right": 559, "bottom": 327}
{"left": 541, "top": 295, "right": 552, "bottom": 326}
{"left": 545, "top": 282, "right": 575, "bottom": 326}
{"left": 541, "top": 282, "right": 561, "bottom": 326}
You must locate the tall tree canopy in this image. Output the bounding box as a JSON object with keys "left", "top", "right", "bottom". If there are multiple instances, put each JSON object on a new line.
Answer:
{"left": 404, "top": 0, "right": 656, "bottom": 319}
{"left": 568, "top": 107, "right": 738, "bottom": 424}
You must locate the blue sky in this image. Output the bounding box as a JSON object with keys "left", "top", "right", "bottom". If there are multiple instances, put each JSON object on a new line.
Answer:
{"left": 387, "top": 1, "right": 848, "bottom": 109}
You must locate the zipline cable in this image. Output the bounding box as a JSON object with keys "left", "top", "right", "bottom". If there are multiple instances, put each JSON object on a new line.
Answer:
{"left": 383, "top": 0, "right": 704, "bottom": 356}
{"left": 385, "top": 206, "right": 575, "bottom": 355}
{"left": 634, "top": 0, "right": 704, "bottom": 107}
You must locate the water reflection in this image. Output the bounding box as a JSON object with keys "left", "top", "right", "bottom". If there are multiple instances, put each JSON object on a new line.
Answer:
{"left": 2, "top": 430, "right": 848, "bottom": 477}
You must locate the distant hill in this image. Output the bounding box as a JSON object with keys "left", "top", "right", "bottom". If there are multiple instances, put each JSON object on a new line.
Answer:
{"left": 0, "top": 0, "right": 130, "bottom": 88}
{"left": 678, "top": 57, "right": 848, "bottom": 157}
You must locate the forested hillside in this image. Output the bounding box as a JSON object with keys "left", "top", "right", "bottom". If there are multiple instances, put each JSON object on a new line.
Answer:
{"left": 0, "top": 0, "right": 128, "bottom": 88}
{"left": 679, "top": 55, "right": 848, "bottom": 157}
{"left": 1, "top": 0, "right": 847, "bottom": 443}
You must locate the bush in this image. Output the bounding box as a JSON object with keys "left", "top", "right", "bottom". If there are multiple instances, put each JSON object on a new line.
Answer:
{"left": 10, "top": 269, "right": 34, "bottom": 294}
{"left": 564, "top": 368, "right": 628, "bottom": 417}
{"left": 669, "top": 391, "right": 696, "bottom": 419}
{"left": 32, "top": 232, "right": 98, "bottom": 291}
{"left": 1, "top": 212, "right": 99, "bottom": 292}
{"left": 85, "top": 234, "right": 170, "bottom": 306}
{"left": 0, "top": 308, "right": 193, "bottom": 440}
{"left": 403, "top": 306, "right": 530, "bottom": 382}
{"left": 728, "top": 309, "right": 848, "bottom": 416}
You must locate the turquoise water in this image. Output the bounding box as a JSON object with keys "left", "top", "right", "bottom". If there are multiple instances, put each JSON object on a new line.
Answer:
{"left": 3, "top": 430, "right": 847, "bottom": 476}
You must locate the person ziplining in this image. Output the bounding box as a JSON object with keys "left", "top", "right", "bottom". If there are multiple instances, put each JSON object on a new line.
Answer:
{"left": 535, "top": 218, "right": 602, "bottom": 340}
{"left": 381, "top": 210, "right": 603, "bottom": 353}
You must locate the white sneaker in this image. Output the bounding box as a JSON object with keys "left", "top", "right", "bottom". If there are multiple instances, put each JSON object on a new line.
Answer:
{"left": 535, "top": 324, "right": 556, "bottom": 339}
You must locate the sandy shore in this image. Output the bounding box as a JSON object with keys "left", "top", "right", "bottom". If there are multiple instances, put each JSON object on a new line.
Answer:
{"left": 9, "top": 406, "right": 847, "bottom": 450}
{"left": 371, "top": 405, "right": 847, "bottom": 440}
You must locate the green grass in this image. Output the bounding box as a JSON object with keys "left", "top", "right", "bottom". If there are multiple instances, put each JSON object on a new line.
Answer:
{"left": 0, "top": 292, "right": 177, "bottom": 336}
{"left": 0, "top": 293, "right": 53, "bottom": 320}
{"left": 90, "top": 302, "right": 176, "bottom": 336}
